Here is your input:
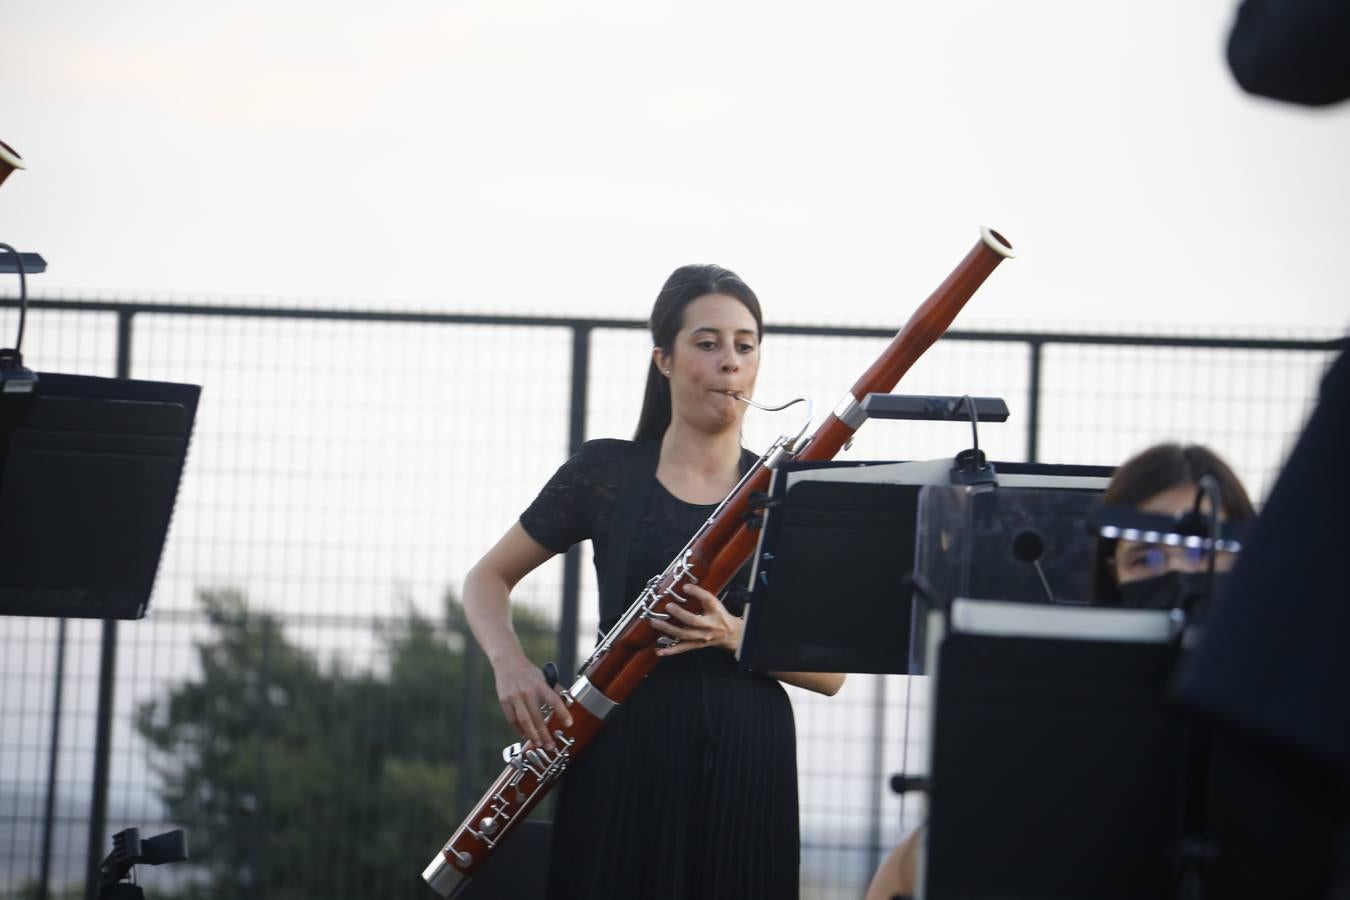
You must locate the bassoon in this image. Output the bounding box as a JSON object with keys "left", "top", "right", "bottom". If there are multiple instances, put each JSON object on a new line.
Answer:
{"left": 0, "top": 139, "right": 26, "bottom": 190}
{"left": 423, "top": 227, "right": 1015, "bottom": 897}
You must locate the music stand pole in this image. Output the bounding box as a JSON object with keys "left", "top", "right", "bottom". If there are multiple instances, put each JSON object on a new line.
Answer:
{"left": 84, "top": 315, "right": 134, "bottom": 900}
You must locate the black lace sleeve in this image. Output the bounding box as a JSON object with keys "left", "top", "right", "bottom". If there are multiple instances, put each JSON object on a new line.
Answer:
{"left": 519, "top": 439, "right": 627, "bottom": 554}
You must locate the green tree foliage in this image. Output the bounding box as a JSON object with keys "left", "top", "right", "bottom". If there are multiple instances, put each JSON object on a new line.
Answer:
{"left": 134, "top": 588, "right": 557, "bottom": 900}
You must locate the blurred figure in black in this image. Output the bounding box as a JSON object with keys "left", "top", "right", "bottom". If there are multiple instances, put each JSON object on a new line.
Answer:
{"left": 1178, "top": 347, "right": 1350, "bottom": 898}
{"left": 1227, "top": 0, "right": 1350, "bottom": 105}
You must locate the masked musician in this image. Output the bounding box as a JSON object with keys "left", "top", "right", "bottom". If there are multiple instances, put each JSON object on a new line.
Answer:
{"left": 463, "top": 264, "right": 845, "bottom": 899}
{"left": 1090, "top": 442, "right": 1255, "bottom": 607}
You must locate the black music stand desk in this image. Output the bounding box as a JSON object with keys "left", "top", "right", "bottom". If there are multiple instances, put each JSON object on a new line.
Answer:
{"left": 0, "top": 372, "right": 200, "bottom": 620}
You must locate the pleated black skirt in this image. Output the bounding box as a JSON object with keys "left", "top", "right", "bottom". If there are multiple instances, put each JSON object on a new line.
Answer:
{"left": 546, "top": 650, "right": 799, "bottom": 899}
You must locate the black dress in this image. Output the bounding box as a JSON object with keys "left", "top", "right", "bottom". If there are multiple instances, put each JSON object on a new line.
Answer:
{"left": 520, "top": 439, "right": 800, "bottom": 900}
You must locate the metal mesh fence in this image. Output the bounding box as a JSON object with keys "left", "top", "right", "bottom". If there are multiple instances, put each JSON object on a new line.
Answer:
{"left": 0, "top": 299, "right": 1339, "bottom": 899}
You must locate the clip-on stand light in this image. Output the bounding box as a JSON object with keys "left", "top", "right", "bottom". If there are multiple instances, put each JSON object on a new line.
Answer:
{"left": 859, "top": 392, "right": 1008, "bottom": 485}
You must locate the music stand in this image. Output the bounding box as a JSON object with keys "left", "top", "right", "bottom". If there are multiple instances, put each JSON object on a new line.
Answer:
{"left": 736, "top": 459, "right": 1112, "bottom": 674}
{"left": 0, "top": 372, "right": 200, "bottom": 619}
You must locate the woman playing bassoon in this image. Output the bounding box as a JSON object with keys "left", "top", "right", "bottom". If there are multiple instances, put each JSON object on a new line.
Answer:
{"left": 439, "top": 228, "right": 1014, "bottom": 897}
{"left": 463, "top": 264, "right": 844, "bottom": 899}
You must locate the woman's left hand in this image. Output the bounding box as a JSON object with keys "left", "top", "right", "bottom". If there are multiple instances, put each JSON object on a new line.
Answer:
{"left": 652, "top": 584, "right": 743, "bottom": 656}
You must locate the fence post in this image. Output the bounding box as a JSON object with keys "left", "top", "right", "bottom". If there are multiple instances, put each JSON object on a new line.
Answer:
{"left": 558, "top": 325, "right": 591, "bottom": 680}
{"left": 457, "top": 618, "right": 484, "bottom": 815}
{"left": 84, "top": 309, "right": 135, "bottom": 900}
{"left": 1027, "top": 339, "right": 1043, "bottom": 463}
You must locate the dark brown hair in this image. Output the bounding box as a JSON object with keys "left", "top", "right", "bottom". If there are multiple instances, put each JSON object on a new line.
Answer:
{"left": 632, "top": 264, "right": 764, "bottom": 442}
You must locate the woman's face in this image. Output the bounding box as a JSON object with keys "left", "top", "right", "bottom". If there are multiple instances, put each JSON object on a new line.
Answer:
{"left": 654, "top": 292, "right": 760, "bottom": 434}
{"left": 1112, "top": 481, "right": 1237, "bottom": 585}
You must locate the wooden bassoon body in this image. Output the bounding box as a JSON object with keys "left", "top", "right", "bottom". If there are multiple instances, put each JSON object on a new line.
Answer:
{"left": 423, "top": 227, "right": 1015, "bottom": 897}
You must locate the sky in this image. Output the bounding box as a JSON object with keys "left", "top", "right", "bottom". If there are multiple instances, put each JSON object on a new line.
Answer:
{"left": 1, "top": 0, "right": 1348, "bottom": 336}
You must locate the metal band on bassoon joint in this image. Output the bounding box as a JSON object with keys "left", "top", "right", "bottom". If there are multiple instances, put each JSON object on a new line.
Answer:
{"left": 571, "top": 675, "right": 619, "bottom": 720}
{"left": 833, "top": 392, "right": 868, "bottom": 430}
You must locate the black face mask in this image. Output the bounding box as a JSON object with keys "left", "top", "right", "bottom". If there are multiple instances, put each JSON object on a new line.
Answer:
{"left": 1118, "top": 570, "right": 1228, "bottom": 611}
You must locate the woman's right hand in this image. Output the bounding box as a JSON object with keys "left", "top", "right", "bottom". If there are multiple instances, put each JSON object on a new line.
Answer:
{"left": 462, "top": 524, "right": 572, "bottom": 753}
{"left": 491, "top": 651, "right": 573, "bottom": 753}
